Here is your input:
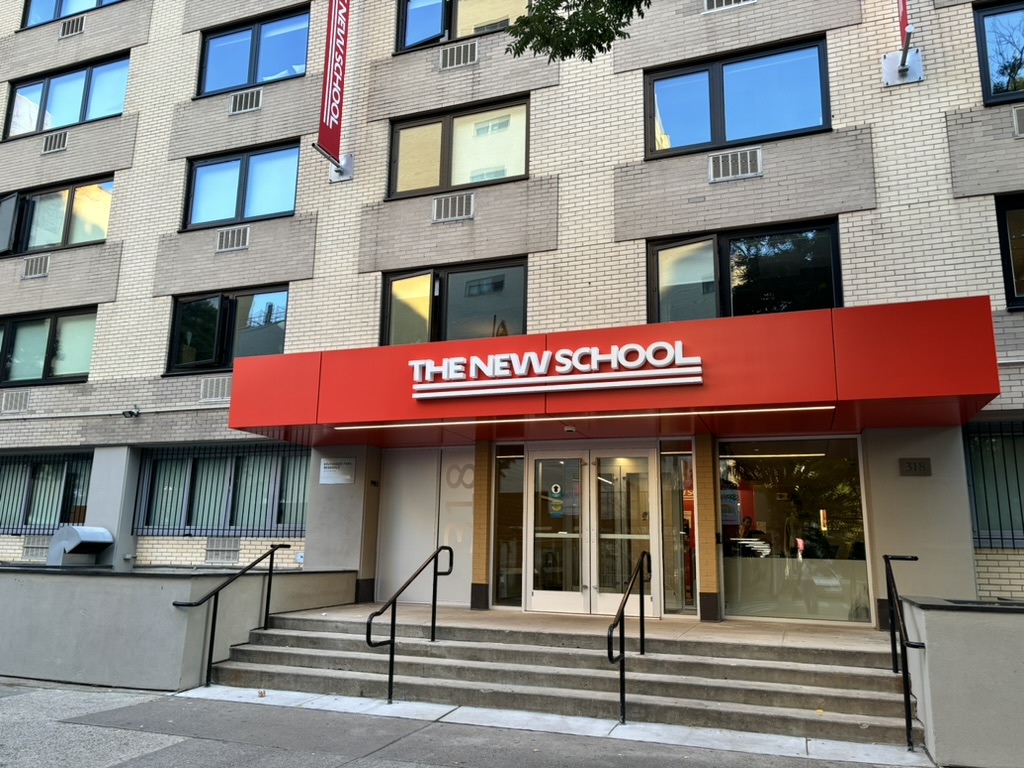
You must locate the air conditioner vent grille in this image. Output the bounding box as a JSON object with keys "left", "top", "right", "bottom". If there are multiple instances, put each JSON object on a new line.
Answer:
{"left": 215, "top": 225, "right": 250, "bottom": 252}
{"left": 1013, "top": 105, "right": 1024, "bottom": 138}
{"left": 59, "top": 15, "right": 85, "bottom": 38}
{"left": 440, "top": 40, "right": 478, "bottom": 69}
{"left": 1, "top": 390, "right": 31, "bottom": 414}
{"left": 199, "top": 375, "right": 232, "bottom": 402}
{"left": 705, "top": 0, "right": 756, "bottom": 11}
{"left": 23, "top": 254, "right": 49, "bottom": 279}
{"left": 206, "top": 537, "right": 240, "bottom": 564}
{"left": 708, "top": 147, "right": 763, "bottom": 182}
{"left": 432, "top": 193, "right": 475, "bottom": 222}
{"left": 42, "top": 131, "right": 68, "bottom": 155}
{"left": 229, "top": 88, "right": 263, "bottom": 115}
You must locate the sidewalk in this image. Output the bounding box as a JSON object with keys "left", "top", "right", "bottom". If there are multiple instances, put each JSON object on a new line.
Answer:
{"left": 0, "top": 677, "right": 934, "bottom": 768}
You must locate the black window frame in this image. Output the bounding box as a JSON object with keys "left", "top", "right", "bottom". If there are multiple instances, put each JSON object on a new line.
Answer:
{"left": 975, "top": 1, "right": 1024, "bottom": 105}
{"left": 0, "top": 451, "right": 94, "bottom": 535}
{"left": 4, "top": 55, "right": 129, "bottom": 140}
{"left": 0, "top": 176, "right": 115, "bottom": 258}
{"left": 197, "top": 7, "right": 311, "bottom": 97}
{"left": 0, "top": 307, "right": 98, "bottom": 387}
{"left": 183, "top": 143, "right": 300, "bottom": 229}
{"left": 166, "top": 285, "right": 289, "bottom": 375}
{"left": 647, "top": 220, "right": 842, "bottom": 323}
{"left": 21, "top": 0, "right": 122, "bottom": 29}
{"left": 380, "top": 258, "right": 528, "bottom": 345}
{"left": 995, "top": 194, "right": 1024, "bottom": 310}
{"left": 388, "top": 99, "right": 530, "bottom": 199}
{"left": 396, "top": 0, "right": 524, "bottom": 52}
{"left": 644, "top": 38, "right": 831, "bottom": 158}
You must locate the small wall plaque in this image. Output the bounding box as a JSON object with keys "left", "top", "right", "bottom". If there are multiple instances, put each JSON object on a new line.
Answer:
{"left": 320, "top": 457, "right": 355, "bottom": 484}
{"left": 899, "top": 458, "right": 931, "bottom": 477}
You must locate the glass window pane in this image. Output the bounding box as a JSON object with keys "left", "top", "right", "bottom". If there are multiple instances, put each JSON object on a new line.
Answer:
{"left": 9, "top": 318, "right": 50, "bottom": 381}
{"left": 203, "top": 29, "right": 253, "bottom": 93}
{"left": 230, "top": 454, "right": 273, "bottom": 528}
{"left": 187, "top": 457, "right": 229, "bottom": 528}
{"left": 657, "top": 239, "right": 717, "bottom": 321}
{"left": 445, "top": 264, "right": 525, "bottom": 340}
{"left": 174, "top": 297, "right": 222, "bottom": 366}
{"left": 62, "top": 0, "right": 98, "bottom": 15}
{"left": 257, "top": 14, "right": 309, "bottom": 83}
{"left": 243, "top": 148, "right": 298, "bottom": 218}
{"left": 277, "top": 454, "right": 309, "bottom": 526}
{"left": 85, "top": 59, "right": 128, "bottom": 121}
{"left": 451, "top": 105, "right": 527, "bottom": 186}
{"left": 10, "top": 83, "right": 43, "bottom": 136}
{"left": 25, "top": 462, "right": 65, "bottom": 527}
{"left": 191, "top": 160, "right": 240, "bottom": 224}
{"left": 984, "top": 10, "right": 1024, "bottom": 98}
{"left": 724, "top": 47, "right": 823, "bottom": 142}
{"left": 26, "top": 0, "right": 59, "bottom": 26}
{"left": 492, "top": 453, "right": 524, "bottom": 606}
{"left": 68, "top": 181, "right": 113, "bottom": 244}
{"left": 405, "top": 0, "right": 444, "bottom": 47}
{"left": 395, "top": 123, "right": 443, "bottom": 193}
{"left": 26, "top": 190, "right": 69, "bottom": 249}
{"left": 1006, "top": 208, "right": 1024, "bottom": 298}
{"left": 146, "top": 458, "right": 186, "bottom": 528}
{"left": 232, "top": 290, "right": 287, "bottom": 359}
{"left": 51, "top": 314, "right": 95, "bottom": 376}
{"left": 0, "top": 464, "right": 30, "bottom": 528}
{"left": 653, "top": 72, "right": 711, "bottom": 149}
{"left": 388, "top": 273, "right": 433, "bottom": 344}
{"left": 43, "top": 70, "right": 87, "bottom": 129}
{"left": 728, "top": 228, "right": 835, "bottom": 316}
{"left": 455, "top": 0, "right": 526, "bottom": 37}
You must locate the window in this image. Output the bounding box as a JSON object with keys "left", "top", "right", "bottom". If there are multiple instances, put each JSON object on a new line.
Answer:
{"left": 966, "top": 422, "right": 1024, "bottom": 548}
{"left": 186, "top": 145, "right": 298, "bottom": 227}
{"left": 200, "top": 10, "right": 309, "bottom": 95}
{"left": 22, "top": 0, "right": 122, "bottom": 28}
{"left": 647, "top": 41, "right": 829, "bottom": 155}
{"left": 6, "top": 58, "right": 128, "bottom": 139}
{"left": 996, "top": 196, "right": 1024, "bottom": 309}
{"left": 649, "top": 222, "right": 840, "bottom": 322}
{"left": 383, "top": 260, "right": 526, "bottom": 344}
{"left": 134, "top": 443, "right": 309, "bottom": 536}
{"left": 391, "top": 102, "right": 528, "bottom": 196}
{"left": 0, "top": 179, "right": 113, "bottom": 256}
{"left": 398, "top": 0, "right": 526, "bottom": 51}
{"left": 0, "top": 309, "right": 97, "bottom": 385}
{"left": 977, "top": 3, "right": 1024, "bottom": 104}
{"left": 0, "top": 453, "right": 92, "bottom": 534}
{"left": 168, "top": 286, "right": 288, "bottom": 373}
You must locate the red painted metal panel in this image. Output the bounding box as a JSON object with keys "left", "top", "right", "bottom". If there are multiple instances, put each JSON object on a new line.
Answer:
{"left": 228, "top": 352, "right": 322, "bottom": 429}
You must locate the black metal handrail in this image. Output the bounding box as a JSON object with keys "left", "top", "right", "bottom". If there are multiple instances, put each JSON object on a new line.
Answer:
{"left": 367, "top": 545, "right": 454, "bottom": 704}
{"left": 607, "top": 550, "right": 651, "bottom": 724}
{"left": 883, "top": 554, "right": 926, "bottom": 752}
{"left": 173, "top": 543, "right": 291, "bottom": 687}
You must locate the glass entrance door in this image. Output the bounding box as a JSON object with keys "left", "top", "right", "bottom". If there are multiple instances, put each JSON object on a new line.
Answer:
{"left": 526, "top": 448, "right": 659, "bottom": 615}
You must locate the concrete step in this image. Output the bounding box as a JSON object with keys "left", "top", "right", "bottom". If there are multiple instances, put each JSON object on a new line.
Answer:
{"left": 227, "top": 643, "right": 910, "bottom": 718}
{"left": 212, "top": 660, "right": 923, "bottom": 745}
{"left": 249, "top": 628, "right": 903, "bottom": 694}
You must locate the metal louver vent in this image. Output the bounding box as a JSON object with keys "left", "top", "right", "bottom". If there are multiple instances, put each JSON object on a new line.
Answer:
{"left": 199, "top": 375, "right": 232, "bottom": 402}
{"left": 708, "top": 147, "right": 763, "bottom": 182}
{"left": 440, "top": 40, "right": 478, "bottom": 69}
{"left": 432, "top": 192, "right": 475, "bottom": 222}
{"left": 42, "top": 131, "right": 68, "bottom": 155}
{"left": 23, "top": 535, "right": 50, "bottom": 560}
{"left": 229, "top": 88, "right": 263, "bottom": 115}
{"left": 1013, "top": 105, "right": 1024, "bottom": 138}
{"left": 704, "top": 0, "right": 755, "bottom": 10}
{"left": 59, "top": 15, "right": 85, "bottom": 38}
{"left": 215, "top": 225, "right": 250, "bottom": 252}
{"left": 23, "top": 254, "right": 49, "bottom": 279}
{"left": 1, "top": 390, "right": 31, "bottom": 414}
{"left": 206, "top": 536, "right": 240, "bottom": 564}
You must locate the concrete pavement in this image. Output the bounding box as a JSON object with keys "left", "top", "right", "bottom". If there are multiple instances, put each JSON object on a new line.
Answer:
{"left": 0, "top": 677, "right": 934, "bottom": 768}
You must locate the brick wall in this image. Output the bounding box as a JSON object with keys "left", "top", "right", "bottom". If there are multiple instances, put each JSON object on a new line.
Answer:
{"left": 975, "top": 549, "right": 1024, "bottom": 600}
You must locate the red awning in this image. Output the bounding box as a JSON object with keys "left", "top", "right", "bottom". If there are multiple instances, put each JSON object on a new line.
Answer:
{"left": 229, "top": 296, "right": 1000, "bottom": 447}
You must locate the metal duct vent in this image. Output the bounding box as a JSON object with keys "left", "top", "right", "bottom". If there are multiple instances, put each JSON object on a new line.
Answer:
{"left": 215, "top": 225, "right": 249, "bottom": 252}
{"left": 1, "top": 390, "right": 30, "bottom": 414}
{"left": 23, "top": 535, "right": 50, "bottom": 561}
{"left": 705, "top": 0, "right": 755, "bottom": 10}
{"left": 229, "top": 88, "right": 263, "bottom": 115}
{"left": 206, "top": 536, "right": 240, "bottom": 564}
{"left": 440, "top": 40, "right": 478, "bottom": 69}
{"left": 23, "top": 254, "right": 50, "bottom": 279}
{"left": 432, "top": 192, "right": 475, "bottom": 222}
{"left": 199, "top": 375, "right": 232, "bottom": 402}
{"left": 42, "top": 131, "right": 68, "bottom": 155}
{"left": 1013, "top": 105, "right": 1024, "bottom": 138}
{"left": 708, "top": 147, "right": 763, "bottom": 182}
{"left": 59, "top": 15, "right": 85, "bottom": 38}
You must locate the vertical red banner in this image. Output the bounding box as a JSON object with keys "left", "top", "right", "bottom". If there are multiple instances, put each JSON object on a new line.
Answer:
{"left": 316, "top": 0, "right": 350, "bottom": 165}
{"left": 898, "top": 0, "right": 909, "bottom": 48}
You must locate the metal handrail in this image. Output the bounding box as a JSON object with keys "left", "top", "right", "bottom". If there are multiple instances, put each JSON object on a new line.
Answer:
{"left": 883, "top": 554, "right": 926, "bottom": 752}
{"left": 366, "top": 545, "right": 454, "bottom": 704}
{"left": 606, "top": 550, "right": 651, "bottom": 724}
{"left": 173, "top": 543, "right": 291, "bottom": 687}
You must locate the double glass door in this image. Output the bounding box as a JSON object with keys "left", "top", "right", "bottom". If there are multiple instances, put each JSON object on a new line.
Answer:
{"left": 526, "top": 448, "right": 659, "bottom": 615}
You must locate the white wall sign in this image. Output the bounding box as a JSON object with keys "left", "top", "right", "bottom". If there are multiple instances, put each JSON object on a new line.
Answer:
{"left": 320, "top": 457, "right": 355, "bottom": 484}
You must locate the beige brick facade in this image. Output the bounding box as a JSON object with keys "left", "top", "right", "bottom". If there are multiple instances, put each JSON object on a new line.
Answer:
{"left": 975, "top": 549, "right": 1024, "bottom": 600}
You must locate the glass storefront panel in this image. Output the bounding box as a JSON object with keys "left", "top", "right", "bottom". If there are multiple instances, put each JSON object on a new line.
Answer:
{"left": 660, "top": 443, "right": 695, "bottom": 614}
{"left": 492, "top": 446, "right": 524, "bottom": 606}
{"left": 719, "top": 438, "right": 870, "bottom": 622}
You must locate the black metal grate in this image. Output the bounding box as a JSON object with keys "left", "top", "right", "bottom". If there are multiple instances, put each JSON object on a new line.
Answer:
{"left": 965, "top": 422, "right": 1024, "bottom": 548}
{"left": 133, "top": 443, "right": 308, "bottom": 538}
{"left": 0, "top": 452, "right": 92, "bottom": 535}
